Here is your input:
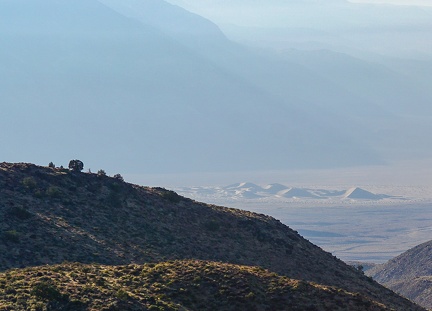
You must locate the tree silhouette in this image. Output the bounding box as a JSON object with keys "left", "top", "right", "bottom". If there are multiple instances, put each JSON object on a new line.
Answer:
{"left": 68, "top": 160, "right": 84, "bottom": 172}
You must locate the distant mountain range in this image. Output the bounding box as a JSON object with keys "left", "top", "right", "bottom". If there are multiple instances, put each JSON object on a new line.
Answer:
{"left": 176, "top": 182, "right": 398, "bottom": 201}
{"left": 1, "top": 0, "right": 432, "bottom": 175}
{"left": 169, "top": 0, "right": 432, "bottom": 58}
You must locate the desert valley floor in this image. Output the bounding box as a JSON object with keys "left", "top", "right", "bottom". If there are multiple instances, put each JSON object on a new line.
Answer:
{"left": 175, "top": 184, "right": 432, "bottom": 263}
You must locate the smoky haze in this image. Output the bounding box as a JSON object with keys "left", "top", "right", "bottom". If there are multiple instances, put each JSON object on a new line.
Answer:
{"left": 1, "top": 0, "right": 431, "bottom": 180}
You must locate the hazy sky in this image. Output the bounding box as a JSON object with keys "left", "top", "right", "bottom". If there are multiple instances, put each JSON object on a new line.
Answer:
{"left": 350, "top": 0, "right": 432, "bottom": 5}
{"left": 166, "top": 0, "right": 432, "bottom": 30}
{"left": 169, "top": 0, "right": 432, "bottom": 6}
{"left": 2, "top": 0, "right": 432, "bottom": 187}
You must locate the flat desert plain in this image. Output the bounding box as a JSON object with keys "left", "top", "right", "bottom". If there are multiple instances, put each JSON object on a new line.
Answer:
{"left": 176, "top": 185, "right": 432, "bottom": 263}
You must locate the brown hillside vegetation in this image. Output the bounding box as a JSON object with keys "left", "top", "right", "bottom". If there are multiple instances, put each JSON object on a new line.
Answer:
{"left": 390, "top": 277, "right": 432, "bottom": 310}
{"left": 0, "top": 261, "right": 392, "bottom": 311}
{"left": 0, "top": 162, "right": 424, "bottom": 310}
{"left": 367, "top": 240, "right": 432, "bottom": 309}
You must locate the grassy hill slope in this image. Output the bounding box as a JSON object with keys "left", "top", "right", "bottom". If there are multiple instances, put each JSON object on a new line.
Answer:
{"left": 0, "top": 260, "right": 394, "bottom": 311}
{"left": 0, "top": 162, "right": 423, "bottom": 310}
{"left": 367, "top": 240, "right": 432, "bottom": 309}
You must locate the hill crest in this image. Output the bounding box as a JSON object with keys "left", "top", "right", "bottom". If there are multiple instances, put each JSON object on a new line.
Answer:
{"left": 0, "top": 260, "right": 394, "bottom": 311}
{"left": 367, "top": 240, "right": 432, "bottom": 309}
{"left": 0, "top": 162, "right": 424, "bottom": 310}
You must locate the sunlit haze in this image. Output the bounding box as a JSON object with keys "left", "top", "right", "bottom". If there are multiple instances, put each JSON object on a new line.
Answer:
{"left": 1, "top": 0, "right": 432, "bottom": 188}
{"left": 350, "top": 0, "right": 432, "bottom": 5}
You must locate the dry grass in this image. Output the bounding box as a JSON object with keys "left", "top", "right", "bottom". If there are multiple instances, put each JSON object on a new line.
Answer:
{"left": 0, "top": 162, "right": 425, "bottom": 310}
{"left": 0, "top": 260, "right": 391, "bottom": 311}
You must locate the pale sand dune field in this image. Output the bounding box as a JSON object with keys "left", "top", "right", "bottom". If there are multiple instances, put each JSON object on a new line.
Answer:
{"left": 176, "top": 185, "right": 432, "bottom": 263}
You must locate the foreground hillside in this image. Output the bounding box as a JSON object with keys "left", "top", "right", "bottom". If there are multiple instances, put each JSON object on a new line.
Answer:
{"left": 0, "top": 261, "right": 394, "bottom": 311}
{"left": 367, "top": 240, "right": 432, "bottom": 309}
{"left": 0, "top": 163, "right": 423, "bottom": 310}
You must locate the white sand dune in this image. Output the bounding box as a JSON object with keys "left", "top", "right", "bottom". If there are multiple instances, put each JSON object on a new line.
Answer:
{"left": 224, "top": 182, "right": 263, "bottom": 191}
{"left": 343, "top": 187, "right": 389, "bottom": 200}
{"left": 278, "top": 187, "right": 321, "bottom": 198}
{"left": 263, "top": 183, "right": 290, "bottom": 194}
{"left": 178, "top": 183, "right": 402, "bottom": 202}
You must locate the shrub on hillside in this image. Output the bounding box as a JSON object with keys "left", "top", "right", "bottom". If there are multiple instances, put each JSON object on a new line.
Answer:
{"left": 31, "top": 281, "right": 64, "bottom": 301}
{"left": 46, "top": 186, "right": 62, "bottom": 198}
{"left": 154, "top": 188, "right": 182, "bottom": 203}
{"left": 204, "top": 220, "right": 221, "bottom": 232}
{"left": 7, "top": 206, "right": 33, "bottom": 220}
{"left": 97, "top": 169, "right": 107, "bottom": 177}
{"left": 68, "top": 160, "right": 84, "bottom": 172}
{"left": 115, "top": 289, "right": 129, "bottom": 301}
{"left": 113, "top": 174, "right": 124, "bottom": 182}
{"left": 22, "top": 177, "right": 37, "bottom": 190}
{"left": 2, "top": 230, "right": 20, "bottom": 243}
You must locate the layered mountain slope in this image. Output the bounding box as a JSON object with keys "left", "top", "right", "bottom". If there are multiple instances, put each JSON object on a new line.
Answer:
{"left": 98, "top": 0, "right": 226, "bottom": 41}
{"left": 0, "top": 261, "right": 399, "bottom": 311}
{"left": 0, "top": 0, "right": 405, "bottom": 174}
{"left": 0, "top": 162, "right": 423, "bottom": 310}
{"left": 281, "top": 49, "right": 432, "bottom": 116}
{"left": 367, "top": 240, "right": 432, "bottom": 309}
{"left": 163, "top": 0, "right": 432, "bottom": 164}
{"left": 175, "top": 0, "right": 432, "bottom": 57}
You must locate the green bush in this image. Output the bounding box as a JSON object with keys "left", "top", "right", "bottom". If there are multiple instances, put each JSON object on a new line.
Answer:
{"left": 2, "top": 230, "right": 20, "bottom": 243}
{"left": 115, "top": 289, "right": 129, "bottom": 301}
{"left": 155, "top": 188, "right": 182, "bottom": 203}
{"left": 68, "top": 159, "right": 84, "bottom": 172}
{"left": 107, "top": 192, "right": 122, "bottom": 208}
{"left": 245, "top": 291, "right": 255, "bottom": 300}
{"left": 22, "top": 177, "right": 37, "bottom": 190}
{"left": 204, "top": 220, "right": 220, "bottom": 232}
{"left": 7, "top": 206, "right": 33, "bottom": 220}
{"left": 113, "top": 174, "right": 124, "bottom": 182}
{"left": 31, "top": 281, "right": 64, "bottom": 301}
{"left": 46, "top": 186, "right": 62, "bottom": 198}
{"left": 97, "top": 169, "right": 107, "bottom": 176}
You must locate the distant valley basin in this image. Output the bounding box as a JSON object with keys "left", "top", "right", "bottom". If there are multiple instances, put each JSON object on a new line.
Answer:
{"left": 176, "top": 183, "right": 432, "bottom": 263}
